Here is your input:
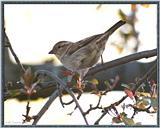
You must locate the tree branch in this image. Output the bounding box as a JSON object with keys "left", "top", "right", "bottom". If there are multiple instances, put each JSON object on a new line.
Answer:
{"left": 32, "top": 70, "right": 89, "bottom": 125}
{"left": 84, "top": 95, "right": 103, "bottom": 115}
{"left": 94, "top": 62, "right": 157, "bottom": 125}
{"left": 5, "top": 49, "right": 157, "bottom": 100}
{"left": 4, "top": 25, "right": 157, "bottom": 125}
{"left": 86, "top": 49, "right": 157, "bottom": 78}
{"left": 32, "top": 89, "right": 60, "bottom": 125}
{"left": 4, "top": 31, "right": 25, "bottom": 73}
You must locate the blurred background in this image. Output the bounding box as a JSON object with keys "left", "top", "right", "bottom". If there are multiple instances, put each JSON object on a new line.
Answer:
{"left": 4, "top": 4, "right": 157, "bottom": 125}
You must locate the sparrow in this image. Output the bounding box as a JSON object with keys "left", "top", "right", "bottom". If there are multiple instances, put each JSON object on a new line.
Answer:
{"left": 49, "top": 20, "right": 126, "bottom": 78}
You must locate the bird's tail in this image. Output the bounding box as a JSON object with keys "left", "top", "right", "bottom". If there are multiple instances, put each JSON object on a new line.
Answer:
{"left": 105, "top": 20, "right": 126, "bottom": 36}
{"left": 96, "top": 20, "right": 126, "bottom": 43}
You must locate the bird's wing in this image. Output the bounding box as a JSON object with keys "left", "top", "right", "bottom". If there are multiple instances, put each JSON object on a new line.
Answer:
{"left": 66, "top": 20, "right": 126, "bottom": 55}
{"left": 66, "top": 33, "right": 103, "bottom": 55}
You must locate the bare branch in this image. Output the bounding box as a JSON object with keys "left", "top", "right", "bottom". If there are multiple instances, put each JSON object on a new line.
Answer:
{"left": 59, "top": 92, "right": 82, "bottom": 106}
{"left": 134, "top": 63, "right": 157, "bottom": 93}
{"left": 5, "top": 49, "right": 157, "bottom": 100}
{"left": 86, "top": 49, "right": 157, "bottom": 78}
{"left": 4, "top": 30, "right": 157, "bottom": 125}
{"left": 4, "top": 31, "right": 26, "bottom": 73}
{"left": 32, "top": 70, "right": 89, "bottom": 125}
{"left": 94, "top": 62, "right": 157, "bottom": 125}
{"left": 128, "top": 104, "right": 154, "bottom": 119}
{"left": 84, "top": 95, "right": 103, "bottom": 115}
{"left": 84, "top": 76, "right": 119, "bottom": 116}
{"left": 32, "top": 89, "right": 60, "bottom": 125}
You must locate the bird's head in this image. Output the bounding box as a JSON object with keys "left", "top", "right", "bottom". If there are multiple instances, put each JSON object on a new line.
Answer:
{"left": 49, "top": 41, "right": 72, "bottom": 59}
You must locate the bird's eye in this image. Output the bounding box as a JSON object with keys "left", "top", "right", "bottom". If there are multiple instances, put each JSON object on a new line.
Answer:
{"left": 57, "top": 45, "right": 61, "bottom": 48}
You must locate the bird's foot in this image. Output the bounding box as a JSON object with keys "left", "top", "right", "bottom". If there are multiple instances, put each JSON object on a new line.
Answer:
{"left": 100, "top": 55, "right": 104, "bottom": 65}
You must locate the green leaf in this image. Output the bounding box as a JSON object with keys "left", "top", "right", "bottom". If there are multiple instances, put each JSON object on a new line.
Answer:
{"left": 128, "top": 83, "right": 137, "bottom": 90}
{"left": 104, "top": 80, "right": 110, "bottom": 86}
{"left": 88, "top": 78, "right": 99, "bottom": 85}
{"left": 135, "top": 122, "right": 142, "bottom": 125}
{"left": 121, "top": 83, "right": 136, "bottom": 90}
{"left": 140, "top": 83, "right": 146, "bottom": 87}
{"left": 104, "top": 80, "right": 111, "bottom": 89}
{"left": 120, "top": 112, "right": 127, "bottom": 118}
{"left": 135, "top": 97, "right": 151, "bottom": 109}
{"left": 121, "top": 83, "right": 130, "bottom": 89}
{"left": 9, "top": 89, "right": 21, "bottom": 97}
{"left": 142, "top": 97, "right": 151, "bottom": 106}
{"left": 122, "top": 117, "right": 135, "bottom": 125}
{"left": 150, "top": 97, "right": 158, "bottom": 108}
{"left": 96, "top": 4, "right": 102, "bottom": 10}
{"left": 112, "top": 117, "right": 122, "bottom": 124}
{"left": 118, "top": 9, "right": 127, "bottom": 21}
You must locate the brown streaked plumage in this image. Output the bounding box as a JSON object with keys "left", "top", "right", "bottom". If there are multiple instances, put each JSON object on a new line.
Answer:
{"left": 49, "top": 20, "right": 126, "bottom": 78}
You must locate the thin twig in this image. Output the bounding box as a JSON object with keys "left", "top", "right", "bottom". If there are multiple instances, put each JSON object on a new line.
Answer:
{"left": 134, "top": 62, "right": 157, "bottom": 93}
{"left": 32, "top": 70, "right": 89, "bottom": 125}
{"left": 5, "top": 49, "right": 157, "bottom": 100}
{"left": 59, "top": 90, "right": 82, "bottom": 106}
{"left": 4, "top": 81, "right": 56, "bottom": 100}
{"left": 94, "top": 62, "right": 157, "bottom": 125}
{"left": 32, "top": 89, "right": 60, "bottom": 125}
{"left": 102, "top": 75, "right": 120, "bottom": 95}
{"left": 94, "top": 111, "right": 107, "bottom": 125}
{"left": 58, "top": 88, "right": 65, "bottom": 108}
{"left": 128, "top": 104, "right": 153, "bottom": 119}
{"left": 84, "top": 95, "right": 103, "bottom": 115}
{"left": 4, "top": 31, "right": 25, "bottom": 73}
{"left": 84, "top": 76, "right": 119, "bottom": 115}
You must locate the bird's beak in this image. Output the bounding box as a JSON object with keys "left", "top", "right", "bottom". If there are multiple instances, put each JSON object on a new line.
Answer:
{"left": 48, "top": 49, "right": 54, "bottom": 54}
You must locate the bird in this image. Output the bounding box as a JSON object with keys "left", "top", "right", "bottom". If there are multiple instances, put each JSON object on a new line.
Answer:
{"left": 49, "top": 20, "right": 126, "bottom": 79}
